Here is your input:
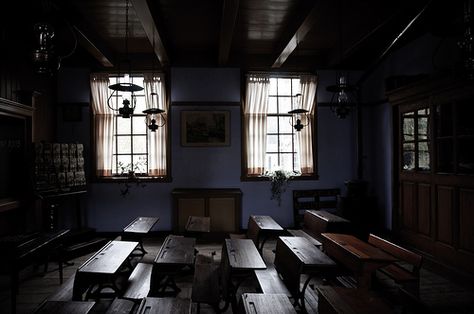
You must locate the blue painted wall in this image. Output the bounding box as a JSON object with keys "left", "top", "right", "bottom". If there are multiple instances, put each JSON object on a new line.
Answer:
{"left": 57, "top": 67, "right": 357, "bottom": 231}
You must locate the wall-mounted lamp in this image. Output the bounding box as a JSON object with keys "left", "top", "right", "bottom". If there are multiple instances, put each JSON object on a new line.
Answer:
{"left": 143, "top": 107, "right": 166, "bottom": 131}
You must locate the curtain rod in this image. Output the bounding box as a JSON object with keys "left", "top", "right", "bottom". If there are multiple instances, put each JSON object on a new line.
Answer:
{"left": 246, "top": 71, "right": 316, "bottom": 77}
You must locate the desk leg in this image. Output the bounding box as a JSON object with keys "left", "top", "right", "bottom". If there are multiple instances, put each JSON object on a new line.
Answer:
{"left": 72, "top": 271, "right": 87, "bottom": 301}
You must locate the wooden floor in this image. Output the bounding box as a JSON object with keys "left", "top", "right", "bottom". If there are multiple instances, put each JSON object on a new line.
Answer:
{"left": 1, "top": 236, "right": 473, "bottom": 313}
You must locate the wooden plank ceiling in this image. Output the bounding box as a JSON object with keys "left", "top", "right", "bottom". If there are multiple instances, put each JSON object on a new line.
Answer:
{"left": 10, "top": 0, "right": 462, "bottom": 72}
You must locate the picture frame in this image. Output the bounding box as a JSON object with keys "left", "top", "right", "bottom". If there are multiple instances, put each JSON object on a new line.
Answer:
{"left": 181, "top": 110, "right": 230, "bottom": 146}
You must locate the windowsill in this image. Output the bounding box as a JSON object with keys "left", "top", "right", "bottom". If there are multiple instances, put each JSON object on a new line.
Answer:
{"left": 93, "top": 176, "right": 172, "bottom": 183}
{"left": 241, "top": 173, "right": 319, "bottom": 182}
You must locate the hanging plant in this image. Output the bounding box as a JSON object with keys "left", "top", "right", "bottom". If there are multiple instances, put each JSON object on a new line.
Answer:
{"left": 265, "top": 169, "right": 298, "bottom": 206}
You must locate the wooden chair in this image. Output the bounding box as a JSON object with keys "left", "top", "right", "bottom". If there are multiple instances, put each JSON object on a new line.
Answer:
{"left": 293, "top": 189, "right": 340, "bottom": 228}
{"left": 368, "top": 234, "right": 423, "bottom": 296}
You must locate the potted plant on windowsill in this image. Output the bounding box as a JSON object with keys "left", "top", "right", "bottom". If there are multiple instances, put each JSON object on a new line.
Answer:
{"left": 265, "top": 169, "right": 299, "bottom": 206}
{"left": 118, "top": 161, "right": 147, "bottom": 197}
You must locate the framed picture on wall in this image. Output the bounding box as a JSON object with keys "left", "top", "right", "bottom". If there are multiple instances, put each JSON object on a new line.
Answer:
{"left": 181, "top": 110, "right": 230, "bottom": 146}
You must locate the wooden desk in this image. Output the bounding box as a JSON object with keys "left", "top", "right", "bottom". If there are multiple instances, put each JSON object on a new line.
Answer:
{"left": 221, "top": 239, "right": 266, "bottom": 312}
{"left": 136, "top": 297, "right": 191, "bottom": 314}
{"left": 185, "top": 216, "right": 211, "bottom": 233}
{"left": 317, "top": 286, "right": 392, "bottom": 314}
{"left": 34, "top": 301, "right": 95, "bottom": 314}
{"left": 242, "top": 293, "right": 297, "bottom": 314}
{"left": 320, "top": 233, "right": 397, "bottom": 290}
{"left": 249, "top": 215, "right": 284, "bottom": 252}
{"left": 122, "top": 216, "right": 159, "bottom": 255}
{"left": 0, "top": 229, "right": 70, "bottom": 313}
{"left": 72, "top": 240, "right": 138, "bottom": 300}
{"left": 274, "top": 236, "right": 336, "bottom": 312}
{"left": 304, "top": 210, "right": 351, "bottom": 240}
{"left": 150, "top": 235, "right": 196, "bottom": 296}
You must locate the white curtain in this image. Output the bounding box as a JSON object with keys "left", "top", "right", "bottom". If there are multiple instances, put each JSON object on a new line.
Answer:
{"left": 143, "top": 73, "right": 168, "bottom": 176}
{"left": 298, "top": 74, "right": 318, "bottom": 175}
{"left": 244, "top": 74, "right": 270, "bottom": 175}
{"left": 90, "top": 73, "right": 114, "bottom": 177}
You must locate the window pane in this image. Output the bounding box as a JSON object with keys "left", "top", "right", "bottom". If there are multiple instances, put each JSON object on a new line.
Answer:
{"left": 109, "top": 95, "right": 123, "bottom": 110}
{"left": 278, "top": 78, "right": 291, "bottom": 96}
{"left": 267, "top": 135, "right": 278, "bottom": 152}
{"left": 418, "top": 117, "right": 429, "bottom": 140}
{"left": 117, "top": 136, "right": 131, "bottom": 154}
{"left": 279, "top": 135, "right": 293, "bottom": 152}
{"left": 132, "top": 116, "right": 146, "bottom": 134}
{"left": 268, "top": 97, "right": 278, "bottom": 114}
{"left": 117, "top": 117, "right": 131, "bottom": 134}
{"left": 117, "top": 155, "right": 132, "bottom": 173}
{"left": 269, "top": 78, "right": 277, "bottom": 95}
{"left": 418, "top": 142, "right": 430, "bottom": 170}
{"left": 265, "top": 153, "right": 279, "bottom": 172}
{"left": 133, "top": 135, "right": 147, "bottom": 154}
{"left": 279, "top": 97, "right": 292, "bottom": 114}
{"left": 267, "top": 116, "right": 278, "bottom": 133}
{"left": 133, "top": 155, "right": 148, "bottom": 173}
{"left": 403, "top": 116, "right": 415, "bottom": 141}
{"left": 280, "top": 154, "right": 294, "bottom": 172}
{"left": 403, "top": 152, "right": 415, "bottom": 170}
{"left": 134, "top": 96, "right": 147, "bottom": 113}
{"left": 292, "top": 78, "right": 301, "bottom": 96}
{"left": 279, "top": 116, "right": 293, "bottom": 133}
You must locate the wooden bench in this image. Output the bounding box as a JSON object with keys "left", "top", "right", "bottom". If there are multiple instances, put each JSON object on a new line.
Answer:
{"left": 317, "top": 286, "right": 392, "bottom": 313}
{"left": 34, "top": 300, "right": 96, "bottom": 314}
{"left": 122, "top": 263, "right": 153, "bottom": 302}
{"left": 368, "top": 233, "right": 423, "bottom": 296}
{"left": 293, "top": 189, "right": 340, "bottom": 228}
{"left": 254, "top": 267, "right": 292, "bottom": 298}
{"left": 48, "top": 275, "right": 76, "bottom": 301}
{"left": 191, "top": 254, "right": 220, "bottom": 313}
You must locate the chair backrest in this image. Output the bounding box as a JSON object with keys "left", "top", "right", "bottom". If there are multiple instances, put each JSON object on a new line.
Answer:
{"left": 293, "top": 189, "right": 340, "bottom": 228}
{"left": 368, "top": 233, "right": 423, "bottom": 273}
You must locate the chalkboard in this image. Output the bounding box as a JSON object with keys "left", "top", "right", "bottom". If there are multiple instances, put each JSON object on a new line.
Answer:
{"left": 0, "top": 114, "right": 27, "bottom": 199}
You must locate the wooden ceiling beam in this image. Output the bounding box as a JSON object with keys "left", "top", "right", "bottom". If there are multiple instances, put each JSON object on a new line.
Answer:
{"left": 218, "top": 0, "right": 240, "bottom": 65}
{"left": 272, "top": 2, "right": 321, "bottom": 68}
{"left": 73, "top": 26, "right": 114, "bottom": 68}
{"left": 130, "top": 0, "right": 169, "bottom": 67}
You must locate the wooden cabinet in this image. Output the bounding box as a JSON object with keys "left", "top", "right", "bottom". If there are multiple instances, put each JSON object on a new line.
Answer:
{"left": 171, "top": 188, "right": 242, "bottom": 233}
{"left": 388, "top": 75, "right": 474, "bottom": 275}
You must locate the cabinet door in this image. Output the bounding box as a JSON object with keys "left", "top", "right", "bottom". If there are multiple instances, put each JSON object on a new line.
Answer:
{"left": 209, "top": 198, "right": 235, "bottom": 232}
{"left": 178, "top": 198, "right": 205, "bottom": 232}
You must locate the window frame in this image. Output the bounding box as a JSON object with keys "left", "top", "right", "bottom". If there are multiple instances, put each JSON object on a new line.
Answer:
{"left": 91, "top": 73, "right": 171, "bottom": 183}
{"left": 241, "top": 73, "right": 319, "bottom": 181}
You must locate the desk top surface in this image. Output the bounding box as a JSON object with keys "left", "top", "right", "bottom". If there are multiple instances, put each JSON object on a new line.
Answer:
{"left": 250, "top": 215, "right": 284, "bottom": 231}
{"left": 123, "top": 216, "right": 159, "bottom": 233}
{"left": 317, "top": 286, "right": 392, "bottom": 313}
{"left": 36, "top": 301, "right": 95, "bottom": 314}
{"left": 279, "top": 236, "right": 336, "bottom": 267}
{"left": 321, "top": 233, "right": 397, "bottom": 262}
{"left": 242, "top": 293, "right": 296, "bottom": 314}
{"left": 136, "top": 297, "right": 191, "bottom": 314}
{"left": 185, "top": 216, "right": 211, "bottom": 233}
{"left": 225, "top": 238, "right": 266, "bottom": 270}
{"left": 78, "top": 240, "right": 138, "bottom": 274}
{"left": 306, "top": 210, "right": 350, "bottom": 223}
{"left": 154, "top": 235, "right": 196, "bottom": 265}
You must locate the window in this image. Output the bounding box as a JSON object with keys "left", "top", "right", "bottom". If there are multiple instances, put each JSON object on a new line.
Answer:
{"left": 401, "top": 108, "right": 430, "bottom": 171}
{"left": 266, "top": 77, "right": 301, "bottom": 172}
{"left": 90, "top": 73, "right": 169, "bottom": 179}
{"left": 243, "top": 74, "right": 317, "bottom": 179}
{"left": 109, "top": 75, "right": 148, "bottom": 175}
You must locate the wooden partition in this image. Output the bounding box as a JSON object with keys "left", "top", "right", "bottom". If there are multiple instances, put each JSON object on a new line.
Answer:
{"left": 172, "top": 188, "right": 242, "bottom": 233}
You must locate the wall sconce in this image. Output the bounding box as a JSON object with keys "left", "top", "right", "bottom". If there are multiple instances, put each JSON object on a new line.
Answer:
{"left": 326, "top": 74, "right": 357, "bottom": 119}
{"left": 143, "top": 107, "right": 166, "bottom": 131}
{"left": 32, "top": 23, "right": 57, "bottom": 75}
